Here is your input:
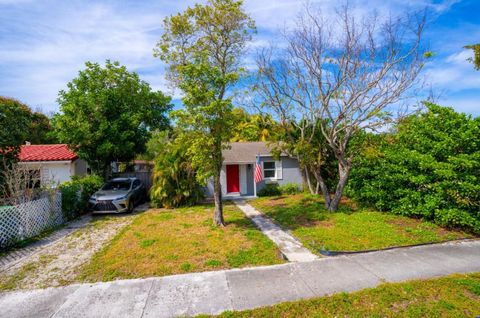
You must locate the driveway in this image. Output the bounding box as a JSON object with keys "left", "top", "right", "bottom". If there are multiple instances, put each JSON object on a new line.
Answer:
{"left": 0, "top": 204, "right": 148, "bottom": 290}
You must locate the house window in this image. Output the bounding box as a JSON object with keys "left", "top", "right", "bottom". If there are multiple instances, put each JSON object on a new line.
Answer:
{"left": 263, "top": 161, "right": 276, "bottom": 178}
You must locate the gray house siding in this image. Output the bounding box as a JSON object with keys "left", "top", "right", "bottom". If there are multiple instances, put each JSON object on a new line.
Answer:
{"left": 205, "top": 156, "right": 303, "bottom": 197}
{"left": 256, "top": 156, "right": 303, "bottom": 192}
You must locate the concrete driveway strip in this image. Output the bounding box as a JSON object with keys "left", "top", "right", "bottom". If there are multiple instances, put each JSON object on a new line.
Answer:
{"left": 0, "top": 240, "right": 479, "bottom": 318}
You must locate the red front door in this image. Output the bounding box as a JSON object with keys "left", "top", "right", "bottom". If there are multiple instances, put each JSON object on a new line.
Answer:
{"left": 226, "top": 164, "right": 240, "bottom": 193}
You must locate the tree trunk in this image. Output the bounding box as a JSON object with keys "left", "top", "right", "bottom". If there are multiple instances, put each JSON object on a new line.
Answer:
{"left": 327, "top": 162, "right": 352, "bottom": 211}
{"left": 303, "top": 167, "right": 315, "bottom": 194}
{"left": 213, "top": 173, "right": 225, "bottom": 226}
{"left": 212, "top": 137, "right": 225, "bottom": 226}
{"left": 312, "top": 169, "right": 331, "bottom": 209}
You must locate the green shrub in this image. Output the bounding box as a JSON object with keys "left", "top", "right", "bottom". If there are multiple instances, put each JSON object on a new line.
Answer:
{"left": 347, "top": 103, "right": 480, "bottom": 233}
{"left": 279, "top": 183, "right": 301, "bottom": 195}
{"left": 150, "top": 131, "right": 204, "bottom": 208}
{"left": 59, "top": 175, "right": 103, "bottom": 220}
{"left": 74, "top": 175, "right": 103, "bottom": 212}
{"left": 59, "top": 182, "right": 81, "bottom": 220}
{"left": 257, "top": 183, "right": 281, "bottom": 197}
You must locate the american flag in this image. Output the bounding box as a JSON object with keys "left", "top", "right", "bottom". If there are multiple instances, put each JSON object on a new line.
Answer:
{"left": 254, "top": 156, "right": 263, "bottom": 183}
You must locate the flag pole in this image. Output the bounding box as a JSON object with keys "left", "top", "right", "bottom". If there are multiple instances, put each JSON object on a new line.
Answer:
{"left": 253, "top": 154, "right": 257, "bottom": 197}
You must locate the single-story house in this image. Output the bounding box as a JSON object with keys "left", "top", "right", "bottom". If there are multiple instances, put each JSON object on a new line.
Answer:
{"left": 18, "top": 144, "right": 87, "bottom": 187}
{"left": 205, "top": 142, "right": 303, "bottom": 198}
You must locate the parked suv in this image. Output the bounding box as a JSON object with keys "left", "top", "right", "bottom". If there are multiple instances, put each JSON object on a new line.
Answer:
{"left": 89, "top": 178, "right": 146, "bottom": 214}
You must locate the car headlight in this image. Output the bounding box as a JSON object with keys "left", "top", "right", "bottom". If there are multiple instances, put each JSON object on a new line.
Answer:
{"left": 115, "top": 195, "right": 128, "bottom": 201}
{"left": 89, "top": 196, "right": 97, "bottom": 201}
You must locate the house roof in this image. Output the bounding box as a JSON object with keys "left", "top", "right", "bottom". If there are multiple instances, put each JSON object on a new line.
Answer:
{"left": 19, "top": 144, "right": 78, "bottom": 162}
{"left": 223, "top": 142, "right": 280, "bottom": 163}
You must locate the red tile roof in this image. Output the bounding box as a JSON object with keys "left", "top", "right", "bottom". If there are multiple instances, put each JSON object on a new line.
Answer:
{"left": 19, "top": 144, "right": 78, "bottom": 162}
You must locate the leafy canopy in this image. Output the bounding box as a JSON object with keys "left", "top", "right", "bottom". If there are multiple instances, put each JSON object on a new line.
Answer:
{"left": 52, "top": 60, "right": 172, "bottom": 176}
{"left": 230, "top": 108, "right": 280, "bottom": 142}
{"left": 0, "top": 97, "right": 56, "bottom": 149}
{"left": 155, "top": 0, "right": 255, "bottom": 182}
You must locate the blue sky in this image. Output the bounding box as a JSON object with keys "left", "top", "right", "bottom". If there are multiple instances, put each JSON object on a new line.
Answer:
{"left": 0, "top": 0, "right": 479, "bottom": 115}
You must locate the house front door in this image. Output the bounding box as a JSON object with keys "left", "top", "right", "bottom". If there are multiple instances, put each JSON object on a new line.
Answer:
{"left": 226, "top": 164, "right": 240, "bottom": 193}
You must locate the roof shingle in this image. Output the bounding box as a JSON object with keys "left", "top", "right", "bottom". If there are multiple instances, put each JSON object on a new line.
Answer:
{"left": 19, "top": 144, "right": 78, "bottom": 162}
{"left": 223, "top": 142, "right": 278, "bottom": 163}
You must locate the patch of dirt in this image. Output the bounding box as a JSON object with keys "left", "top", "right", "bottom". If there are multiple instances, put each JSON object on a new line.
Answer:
{"left": 0, "top": 208, "right": 144, "bottom": 291}
{"left": 260, "top": 200, "right": 287, "bottom": 207}
{"left": 317, "top": 220, "right": 336, "bottom": 228}
{"left": 338, "top": 197, "right": 358, "bottom": 210}
{"left": 387, "top": 217, "right": 420, "bottom": 228}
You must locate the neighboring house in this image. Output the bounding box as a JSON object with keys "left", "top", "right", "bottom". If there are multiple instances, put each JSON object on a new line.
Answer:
{"left": 18, "top": 144, "right": 87, "bottom": 187}
{"left": 206, "top": 142, "right": 303, "bottom": 198}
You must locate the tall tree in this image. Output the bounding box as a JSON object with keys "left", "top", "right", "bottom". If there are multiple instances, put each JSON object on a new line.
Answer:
{"left": 29, "top": 111, "right": 58, "bottom": 144}
{"left": 52, "top": 60, "right": 172, "bottom": 178}
{"left": 0, "top": 97, "right": 32, "bottom": 184}
{"left": 0, "top": 97, "right": 31, "bottom": 151}
{"left": 155, "top": 0, "right": 255, "bottom": 226}
{"left": 0, "top": 97, "right": 56, "bottom": 147}
{"left": 0, "top": 97, "right": 57, "bottom": 194}
{"left": 254, "top": 4, "right": 427, "bottom": 211}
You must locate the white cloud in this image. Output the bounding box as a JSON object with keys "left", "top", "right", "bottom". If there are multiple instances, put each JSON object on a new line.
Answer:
{"left": 0, "top": 0, "right": 477, "bottom": 115}
{"left": 426, "top": 49, "right": 480, "bottom": 91}
{"left": 439, "top": 96, "right": 480, "bottom": 115}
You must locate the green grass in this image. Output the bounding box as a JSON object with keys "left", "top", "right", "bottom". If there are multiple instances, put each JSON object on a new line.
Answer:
{"left": 203, "top": 273, "right": 480, "bottom": 318}
{"left": 250, "top": 194, "right": 472, "bottom": 253}
{"left": 79, "top": 202, "right": 284, "bottom": 282}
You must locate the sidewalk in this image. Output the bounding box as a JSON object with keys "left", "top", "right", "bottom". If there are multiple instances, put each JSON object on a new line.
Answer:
{"left": 1, "top": 239, "right": 479, "bottom": 318}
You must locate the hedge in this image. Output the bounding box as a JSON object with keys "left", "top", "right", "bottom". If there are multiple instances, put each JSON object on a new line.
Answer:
{"left": 59, "top": 175, "right": 103, "bottom": 220}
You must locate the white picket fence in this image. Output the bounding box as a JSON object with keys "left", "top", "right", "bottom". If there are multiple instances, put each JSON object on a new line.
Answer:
{"left": 0, "top": 192, "right": 63, "bottom": 249}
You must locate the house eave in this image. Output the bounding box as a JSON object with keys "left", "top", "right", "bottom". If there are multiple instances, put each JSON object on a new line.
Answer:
{"left": 18, "top": 160, "right": 73, "bottom": 165}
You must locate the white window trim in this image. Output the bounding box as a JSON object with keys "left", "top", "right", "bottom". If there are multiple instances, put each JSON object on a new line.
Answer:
{"left": 262, "top": 161, "right": 276, "bottom": 180}
{"left": 262, "top": 160, "right": 282, "bottom": 180}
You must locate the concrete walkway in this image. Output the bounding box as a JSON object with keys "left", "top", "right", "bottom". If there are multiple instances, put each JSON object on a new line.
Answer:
{"left": 1, "top": 239, "right": 479, "bottom": 318}
{"left": 234, "top": 199, "right": 318, "bottom": 262}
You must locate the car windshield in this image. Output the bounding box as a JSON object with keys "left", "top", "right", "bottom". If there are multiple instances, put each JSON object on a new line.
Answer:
{"left": 101, "top": 180, "right": 131, "bottom": 191}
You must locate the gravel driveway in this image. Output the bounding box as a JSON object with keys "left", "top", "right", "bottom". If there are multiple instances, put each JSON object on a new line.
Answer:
{"left": 0, "top": 204, "right": 147, "bottom": 291}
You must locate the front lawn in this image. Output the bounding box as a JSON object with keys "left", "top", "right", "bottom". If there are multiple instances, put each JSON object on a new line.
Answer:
{"left": 250, "top": 194, "right": 472, "bottom": 253}
{"left": 80, "top": 203, "right": 283, "bottom": 282}
{"left": 206, "top": 273, "right": 480, "bottom": 317}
